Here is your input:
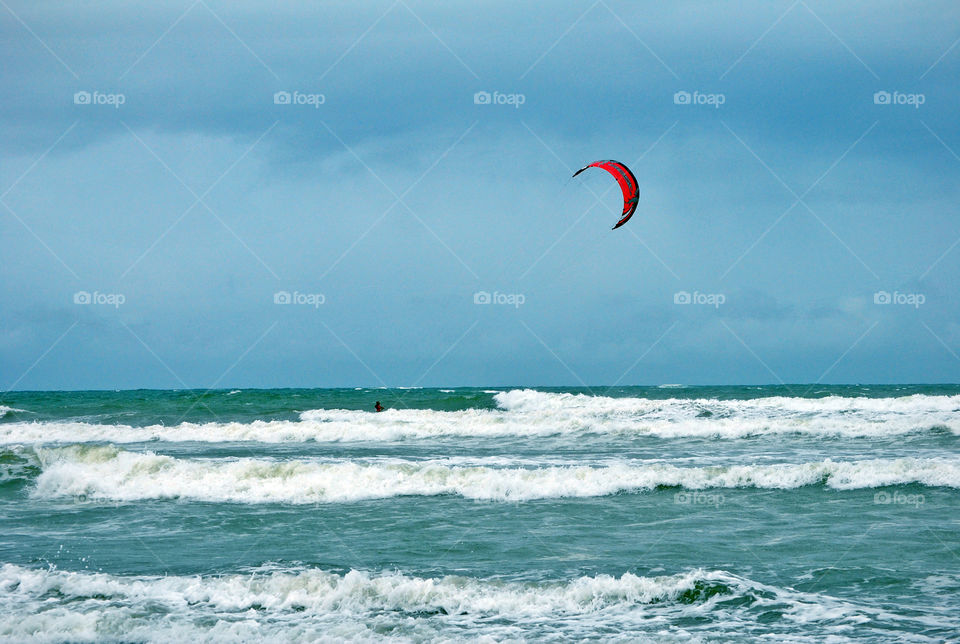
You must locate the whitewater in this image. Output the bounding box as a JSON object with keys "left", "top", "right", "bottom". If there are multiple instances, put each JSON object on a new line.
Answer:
{"left": 2, "top": 389, "right": 959, "bottom": 444}
{"left": 1, "top": 385, "right": 958, "bottom": 641}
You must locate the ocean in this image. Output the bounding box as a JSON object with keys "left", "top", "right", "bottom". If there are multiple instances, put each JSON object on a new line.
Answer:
{"left": 1, "top": 385, "right": 958, "bottom": 642}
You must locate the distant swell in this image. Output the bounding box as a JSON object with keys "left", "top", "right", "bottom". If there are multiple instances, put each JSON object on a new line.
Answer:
{"left": 2, "top": 390, "right": 959, "bottom": 444}
{"left": 29, "top": 446, "right": 960, "bottom": 504}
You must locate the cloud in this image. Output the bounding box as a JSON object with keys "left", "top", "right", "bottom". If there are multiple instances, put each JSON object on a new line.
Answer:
{"left": 2, "top": 1, "right": 959, "bottom": 387}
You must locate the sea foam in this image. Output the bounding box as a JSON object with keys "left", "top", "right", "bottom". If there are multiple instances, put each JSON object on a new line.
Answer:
{"left": 0, "top": 563, "right": 916, "bottom": 642}
{"left": 2, "top": 390, "right": 958, "bottom": 445}
{"left": 30, "top": 446, "right": 960, "bottom": 504}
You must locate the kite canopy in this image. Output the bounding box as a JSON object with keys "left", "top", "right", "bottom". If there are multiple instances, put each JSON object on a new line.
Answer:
{"left": 572, "top": 160, "right": 639, "bottom": 229}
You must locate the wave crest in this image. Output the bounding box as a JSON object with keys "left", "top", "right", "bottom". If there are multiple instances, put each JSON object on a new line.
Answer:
{"left": 3, "top": 390, "right": 958, "bottom": 445}
{"left": 30, "top": 447, "right": 960, "bottom": 504}
{"left": 1, "top": 562, "right": 942, "bottom": 641}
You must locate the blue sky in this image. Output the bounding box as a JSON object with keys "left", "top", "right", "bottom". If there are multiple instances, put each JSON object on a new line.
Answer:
{"left": 2, "top": 1, "right": 959, "bottom": 388}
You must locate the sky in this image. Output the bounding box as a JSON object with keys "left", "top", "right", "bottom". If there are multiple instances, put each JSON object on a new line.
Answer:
{"left": 2, "top": 0, "right": 959, "bottom": 389}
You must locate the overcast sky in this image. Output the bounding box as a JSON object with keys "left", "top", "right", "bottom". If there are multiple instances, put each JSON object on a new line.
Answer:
{"left": 2, "top": 1, "right": 959, "bottom": 389}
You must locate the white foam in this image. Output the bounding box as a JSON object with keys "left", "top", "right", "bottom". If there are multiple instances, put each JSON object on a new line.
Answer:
{"left": 0, "top": 562, "right": 709, "bottom": 614}
{"left": 0, "top": 563, "right": 717, "bottom": 642}
{"left": 0, "top": 563, "right": 943, "bottom": 642}
{"left": 0, "top": 405, "right": 26, "bottom": 417}
{"left": 3, "top": 390, "right": 958, "bottom": 445}
{"left": 492, "top": 389, "right": 960, "bottom": 438}
{"left": 30, "top": 447, "right": 960, "bottom": 504}
{"left": 495, "top": 388, "right": 960, "bottom": 417}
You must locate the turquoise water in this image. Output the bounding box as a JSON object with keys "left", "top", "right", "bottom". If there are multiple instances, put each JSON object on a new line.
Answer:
{"left": 1, "top": 386, "right": 959, "bottom": 641}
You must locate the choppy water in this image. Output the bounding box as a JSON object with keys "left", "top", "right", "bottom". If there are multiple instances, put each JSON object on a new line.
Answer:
{"left": 1, "top": 385, "right": 958, "bottom": 642}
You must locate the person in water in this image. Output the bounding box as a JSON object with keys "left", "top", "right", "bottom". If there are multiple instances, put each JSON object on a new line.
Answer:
{"left": 375, "top": 401, "right": 384, "bottom": 412}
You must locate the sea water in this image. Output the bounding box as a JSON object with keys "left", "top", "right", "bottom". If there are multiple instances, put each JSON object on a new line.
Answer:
{"left": 1, "top": 385, "right": 958, "bottom": 641}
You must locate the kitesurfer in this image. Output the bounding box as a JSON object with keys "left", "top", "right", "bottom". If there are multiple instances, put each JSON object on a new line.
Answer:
{"left": 375, "top": 401, "right": 384, "bottom": 412}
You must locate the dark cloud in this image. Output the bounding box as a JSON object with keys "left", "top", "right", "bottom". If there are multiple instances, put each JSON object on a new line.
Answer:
{"left": 2, "top": 0, "right": 959, "bottom": 387}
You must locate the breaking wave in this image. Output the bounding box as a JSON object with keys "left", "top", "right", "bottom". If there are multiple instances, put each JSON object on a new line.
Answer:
{"left": 1, "top": 390, "right": 958, "bottom": 445}
{"left": 28, "top": 446, "right": 960, "bottom": 504}
{"left": 0, "top": 563, "right": 933, "bottom": 642}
